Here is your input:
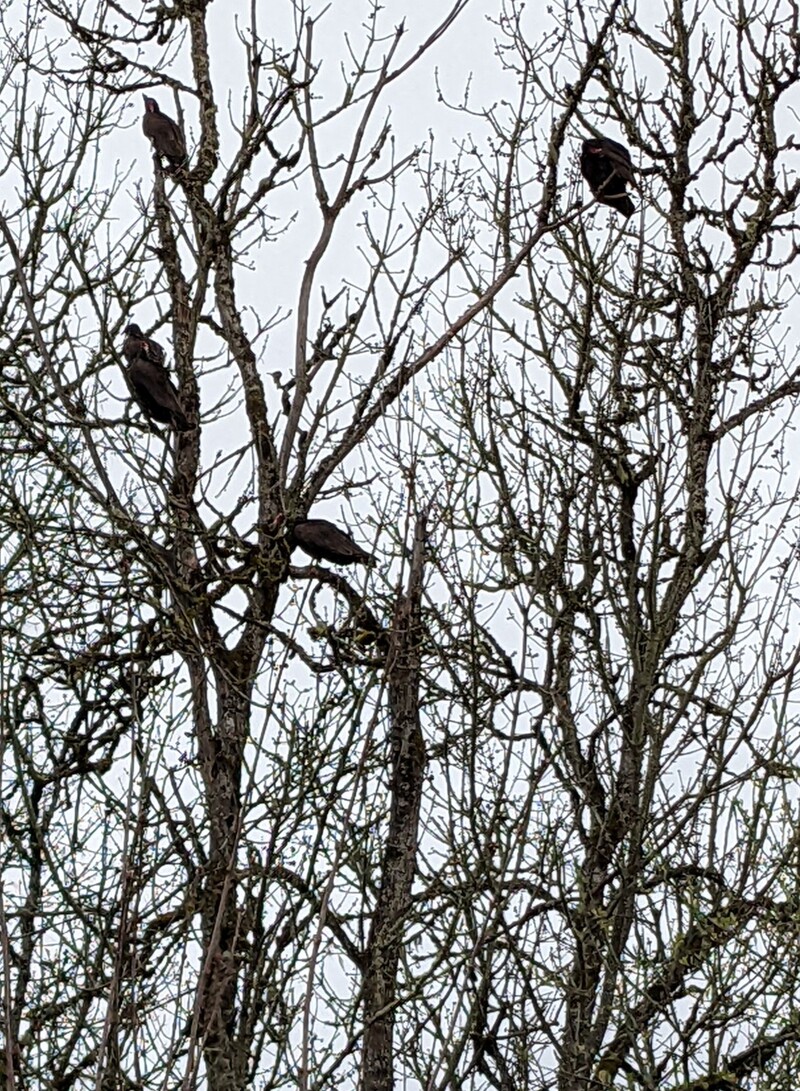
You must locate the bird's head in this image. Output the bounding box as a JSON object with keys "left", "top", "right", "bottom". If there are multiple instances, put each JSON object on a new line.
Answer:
{"left": 124, "top": 323, "right": 143, "bottom": 337}
{"left": 257, "top": 513, "right": 289, "bottom": 538}
{"left": 143, "top": 96, "right": 159, "bottom": 114}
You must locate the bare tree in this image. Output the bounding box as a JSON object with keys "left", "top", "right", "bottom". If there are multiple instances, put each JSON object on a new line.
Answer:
{"left": 2, "top": 1, "right": 800, "bottom": 1090}
{"left": 406, "top": 3, "right": 800, "bottom": 1090}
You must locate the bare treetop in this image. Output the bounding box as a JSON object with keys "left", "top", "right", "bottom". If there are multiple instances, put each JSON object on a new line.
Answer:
{"left": 2, "top": 2, "right": 800, "bottom": 1090}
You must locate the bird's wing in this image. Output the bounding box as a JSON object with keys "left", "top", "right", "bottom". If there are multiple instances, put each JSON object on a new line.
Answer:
{"left": 143, "top": 115, "right": 185, "bottom": 159}
{"left": 144, "top": 337, "right": 166, "bottom": 366}
{"left": 130, "top": 359, "right": 181, "bottom": 410}
{"left": 152, "top": 369, "right": 184, "bottom": 414}
{"left": 603, "top": 140, "right": 636, "bottom": 185}
{"left": 332, "top": 528, "right": 372, "bottom": 561}
{"left": 166, "top": 119, "right": 186, "bottom": 158}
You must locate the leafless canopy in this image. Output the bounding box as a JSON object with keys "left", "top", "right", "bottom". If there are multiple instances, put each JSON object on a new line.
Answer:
{"left": 2, "top": 1, "right": 800, "bottom": 1090}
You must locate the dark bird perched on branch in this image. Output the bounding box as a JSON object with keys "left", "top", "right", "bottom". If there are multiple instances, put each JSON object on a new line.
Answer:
{"left": 291, "top": 519, "right": 375, "bottom": 567}
{"left": 580, "top": 137, "right": 636, "bottom": 218}
{"left": 142, "top": 96, "right": 186, "bottom": 169}
{"left": 125, "top": 357, "right": 190, "bottom": 431}
{"left": 123, "top": 323, "right": 167, "bottom": 369}
{"left": 121, "top": 328, "right": 190, "bottom": 431}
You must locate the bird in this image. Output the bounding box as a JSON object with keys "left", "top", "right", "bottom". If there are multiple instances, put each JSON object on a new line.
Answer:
{"left": 120, "top": 327, "right": 190, "bottom": 431}
{"left": 123, "top": 323, "right": 167, "bottom": 369}
{"left": 125, "top": 356, "right": 190, "bottom": 431}
{"left": 142, "top": 96, "right": 186, "bottom": 169}
{"left": 580, "top": 137, "right": 635, "bottom": 218}
{"left": 290, "top": 519, "right": 375, "bottom": 567}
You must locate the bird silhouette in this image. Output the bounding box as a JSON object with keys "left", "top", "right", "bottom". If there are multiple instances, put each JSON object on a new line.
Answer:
{"left": 123, "top": 323, "right": 167, "bottom": 369}
{"left": 142, "top": 96, "right": 186, "bottom": 169}
{"left": 580, "top": 137, "right": 635, "bottom": 218}
{"left": 291, "top": 519, "right": 374, "bottom": 567}
{"left": 121, "top": 326, "right": 190, "bottom": 431}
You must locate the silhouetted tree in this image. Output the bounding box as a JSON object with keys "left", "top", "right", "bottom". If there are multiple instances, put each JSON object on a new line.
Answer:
{"left": 2, "top": 3, "right": 800, "bottom": 1091}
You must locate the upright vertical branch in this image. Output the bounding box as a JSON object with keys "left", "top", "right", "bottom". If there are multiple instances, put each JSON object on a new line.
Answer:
{"left": 361, "top": 512, "right": 428, "bottom": 1091}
